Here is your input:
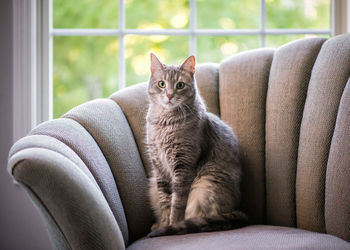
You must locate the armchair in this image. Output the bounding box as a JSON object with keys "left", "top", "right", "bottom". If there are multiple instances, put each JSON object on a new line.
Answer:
{"left": 8, "top": 33, "right": 350, "bottom": 249}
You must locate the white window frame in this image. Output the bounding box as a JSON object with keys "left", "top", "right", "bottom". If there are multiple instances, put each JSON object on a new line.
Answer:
{"left": 13, "top": 0, "right": 349, "bottom": 142}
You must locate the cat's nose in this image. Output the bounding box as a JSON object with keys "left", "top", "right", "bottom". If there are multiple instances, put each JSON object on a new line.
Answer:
{"left": 167, "top": 94, "right": 173, "bottom": 100}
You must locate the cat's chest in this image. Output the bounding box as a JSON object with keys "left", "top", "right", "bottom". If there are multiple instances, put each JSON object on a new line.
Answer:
{"left": 148, "top": 124, "right": 184, "bottom": 167}
{"left": 148, "top": 124, "right": 180, "bottom": 150}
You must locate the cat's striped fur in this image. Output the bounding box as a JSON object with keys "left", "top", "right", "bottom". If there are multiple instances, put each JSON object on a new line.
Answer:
{"left": 146, "top": 53, "right": 247, "bottom": 237}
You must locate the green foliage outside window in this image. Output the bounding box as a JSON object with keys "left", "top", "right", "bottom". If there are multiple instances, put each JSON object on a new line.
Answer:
{"left": 53, "top": 0, "right": 330, "bottom": 118}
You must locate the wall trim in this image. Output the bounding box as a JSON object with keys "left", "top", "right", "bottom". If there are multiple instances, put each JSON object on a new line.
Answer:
{"left": 12, "top": 0, "right": 51, "bottom": 143}
{"left": 37, "top": 0, "right": 52, "bottom": 123}
{"left": 13, "top": 0, "right": 37, "bottom": 142}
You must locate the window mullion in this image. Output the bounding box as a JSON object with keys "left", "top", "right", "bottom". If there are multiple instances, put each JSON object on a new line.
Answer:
{"left": 189, "top": 0, "right": 196, "bottom": 56}
{"left": 260, "top": 0, "right": 266, "bottom": 47}
{"left": 13, "top": 0, "right": 38, "bottom": 142}
{"left": 38, "top": 0, "right": 52, "bottom": 121}
{"left": 118, "top": 0, "right": 125, "bottom": 89}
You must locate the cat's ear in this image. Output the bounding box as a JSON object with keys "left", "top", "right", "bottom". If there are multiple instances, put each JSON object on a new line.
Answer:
{"left": 150, "top": 52, "right": 164, "bottom": 74}
{"left": 180, "top": 55, "right": 196, "bottom": 75}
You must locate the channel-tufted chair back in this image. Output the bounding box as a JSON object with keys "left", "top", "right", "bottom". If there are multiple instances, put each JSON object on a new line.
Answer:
{"left": 8, "top": 34, "right": 350, "bottom": 250}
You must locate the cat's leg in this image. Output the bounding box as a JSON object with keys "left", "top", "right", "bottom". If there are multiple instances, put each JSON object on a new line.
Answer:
{"left": 185, "top": 175, "right": 222, "bottom": 219}
{"left": 185, "top": 164, "right": 238, "bottom": 220}
{"left": 149, "top": 176, "right": 161, "bottom": 230}
{"left": 151, "top": 170, "right": 172, "bottom": 230}
{"left": 170, "top": 165, "right": 196, "bottom": 224}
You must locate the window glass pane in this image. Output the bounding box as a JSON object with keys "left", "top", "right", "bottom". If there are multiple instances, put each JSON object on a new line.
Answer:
{"left": 126, "top": 0, "right": 189, "bottom": 29}
{"left": 53, "top": 0, "right": 118, "bottom": 28}
{"left": 53, "top": 37, "right": 118, "bottom": 118}
{"left": 266, "top": 0, "right": 330, "bottom": 29}
{"left": 125, "top": 35, "right": 189, "bottom": 86}
{"left": 197, "top": 36, "right": 260, "bottom": 63}
{"left": 197, "top": 0, "right": 260, "bottom": 29}
{"left": 266, "top": 34, "right": 330, "bottom": 48}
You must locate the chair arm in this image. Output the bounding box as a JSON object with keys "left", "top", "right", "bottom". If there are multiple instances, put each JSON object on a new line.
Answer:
{"left": 8, "top": 145, "right": 125, "bottom": 250}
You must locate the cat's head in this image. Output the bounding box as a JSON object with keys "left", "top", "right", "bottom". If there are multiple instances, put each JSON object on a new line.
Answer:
{"left": 148, "top": 53, "right": 197, "bottom": 109}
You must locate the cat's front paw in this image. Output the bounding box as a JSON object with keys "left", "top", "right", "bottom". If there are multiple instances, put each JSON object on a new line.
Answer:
{"left": 147, "top": 227, "right": 168, "bottom": 238}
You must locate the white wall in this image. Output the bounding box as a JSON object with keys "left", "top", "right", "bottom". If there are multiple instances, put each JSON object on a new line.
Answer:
{"left": 0, "top": 1, "right": 51, "bottom": 249}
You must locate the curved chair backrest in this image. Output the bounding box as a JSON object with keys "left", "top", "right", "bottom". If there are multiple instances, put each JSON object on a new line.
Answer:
{"left": 8, "top": 33, "right": 350, "bottom": 249}
{"left": 110, "top": 33, "right": 350, "bottom": 242}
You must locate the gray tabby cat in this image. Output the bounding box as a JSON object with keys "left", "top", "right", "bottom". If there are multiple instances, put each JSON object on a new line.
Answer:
{"left": 147, "top": 53, "right": 247, "bottom": 237}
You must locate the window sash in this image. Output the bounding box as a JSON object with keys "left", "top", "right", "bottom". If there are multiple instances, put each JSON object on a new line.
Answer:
{"left": 12, "top": 0, "right": 341, "bottom": 142}
{"left": 49, "top": 0, "right": 332, "bottom": 93}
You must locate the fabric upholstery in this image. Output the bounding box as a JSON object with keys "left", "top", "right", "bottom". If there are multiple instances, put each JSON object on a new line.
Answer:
{"left": 109, "top": 83, "right": 151, "bottom": 175}
{"left": 9, "top": 134, "right": 98, "bottom": 187}
{"left": 219, "top": 48, "right": 274, "bottom": 224}
{"left": 265, "top": 38, "right": 326, "bottom": 227}
{"left": 296, "top": 33, "right": 350, "bottom": 233}
{"left": 127, "top": 225, "right": 350, "bottom": 250}
{"left": 29, "top": 118, "right": 129, "bottom": 243}
{"left": 19, "top": 183, "right": 71, "bottom": 250}
{"left": 8, "top": 148, "right": 124, "bottom": 250}
{"left": 195, "top": 63, "right": 220, "bottom": 116}
{"left": 325, "top": 78, "right": 350, "bottom": 242}
{"left": 63, "top": 99, "right": 153, "bottom": 243}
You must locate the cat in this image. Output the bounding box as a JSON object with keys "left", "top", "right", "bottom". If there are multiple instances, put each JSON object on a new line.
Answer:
{"left": 146, "top": 53, "right": 247, "bottom": 237}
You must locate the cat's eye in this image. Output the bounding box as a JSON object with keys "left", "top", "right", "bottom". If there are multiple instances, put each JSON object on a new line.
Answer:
{"left": 176, "top": 82, "right": 185, "bottom": 89}
{"left": 158, "top": 81, "right": 166, "bottom": 88}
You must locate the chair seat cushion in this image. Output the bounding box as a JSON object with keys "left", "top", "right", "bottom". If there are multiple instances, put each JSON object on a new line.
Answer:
{"left": 127, "top": 225, "right": 350, "bottom": 250}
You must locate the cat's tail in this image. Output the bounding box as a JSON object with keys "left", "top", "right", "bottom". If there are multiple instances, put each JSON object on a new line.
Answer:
{"left": 147, "top": 211, "right": 248, "bottom": 237}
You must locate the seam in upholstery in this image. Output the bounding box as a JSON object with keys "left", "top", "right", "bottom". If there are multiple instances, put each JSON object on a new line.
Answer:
{"left": 323, "top": 76, "right": 350, "bottom": 235}
{"left": 62, "top": 108, "right": 133, "bottom": 245}
{"left": 294, "top": 38, "right": 337, "bottom": 231}
{"left": 107, "top": 99, "right": 149, "bottom": 178}
{"left": 10, "top": 142, "right": 99, "bottom": 189}
{"left": 41, "top": 118, "right": 129, "bottom": 244}
{"left": 30, "top": 121, "right": 106, "bottom": 186}
{"left": 291, "top": 40, "right": 326, "bottom": 229}
{"left": 10, "top": 146, "right": 100, "bottom": 189}
{"left": 263, "top": 50, "right": 275, "bottom": 226}
{"left": 263, "top": 39, "right": 326, "bottom": 227}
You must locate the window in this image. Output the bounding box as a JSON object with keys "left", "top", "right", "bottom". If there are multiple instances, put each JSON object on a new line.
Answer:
{"left": 14, "top": 0, "right": 340, "bottom": 142}
{"left": 51, "top": 0, "right": 331, "bottom": 118}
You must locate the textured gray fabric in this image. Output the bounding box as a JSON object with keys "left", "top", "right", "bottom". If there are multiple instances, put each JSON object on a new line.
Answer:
{"left": 296, "top": 33, "right": 350, "bottom": 233}
{"left": 127, "top": 225, "right": 350, "bottom": 250}
{"left": 9, "top": 134, "right": 98, "bottom": 187}
{"left": 219, "top": 48, "right": 274, "bottom": 224}
{"left": 325, "top": 78, "right": 350, "bottom": 242}
{"left": 265, "top": 38, "right": 325, "bottom": 227}
{"left": 19, "top": 183, "right": 71, "bottom": 250}
{"left": 8, "top": 148, "right": 125, "bottom": 250}
{"left": 109, "top": 83, "right": 151, "bottom": 175}
{"left": 195, "top": 63, "right": 220, "bottom": 116}
{"left": 29, "top": 118, "right": 129, "bottom": 243}
{"left": 63, "top": 99, "right": 153, "bottom": 243}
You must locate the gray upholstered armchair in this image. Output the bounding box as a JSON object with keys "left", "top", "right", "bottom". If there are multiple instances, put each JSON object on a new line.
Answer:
{"left": 8, "top": 33, "right": 350, "bottom": 250}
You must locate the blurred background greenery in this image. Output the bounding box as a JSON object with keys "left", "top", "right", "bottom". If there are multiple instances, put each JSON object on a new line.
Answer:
{"left": 53, "top": 0, "right": 330, "bottom": 118}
